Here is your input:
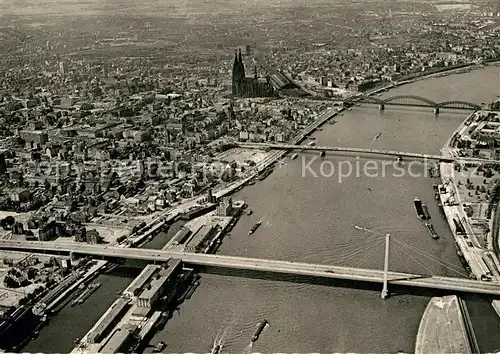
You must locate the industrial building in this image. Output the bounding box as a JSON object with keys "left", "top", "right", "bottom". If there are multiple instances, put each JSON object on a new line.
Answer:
{"left": 216, "top": 197, "right": 232, "bottom": 216}
{"left": 123, "top": 264, "right": 161, "bottom": 298}
{"left": 170, "top": 228, "right": 192, "bottom": 245}
{"left": 88, "top": 298, "right": 131, "bottom": 344}
{"left": 136, "top": 259, "right": 182, "bottom": 308}
{"left": 184, "top": 225, "right": 216, "bottom": 252}
{"left": 99, "top": 325, "right": 137, "bottom": 354}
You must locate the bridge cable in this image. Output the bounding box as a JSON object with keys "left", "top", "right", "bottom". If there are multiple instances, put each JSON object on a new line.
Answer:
{"left": 335, "top": 238, "right": 386, "bottom": 259}
{"left": 332, "top": 235, "right": 386, "bottom": 255}
{"left": 393, "top": 240, "right": 468, "bottom": 277}
{"left": 391, "top": 237, "right": 467, "bottom": 273}
{"left": 331, "top": 236, "right": 386, "bottom": 256}
{"left": 334, "top": 239, "right": 386, "bottom": 264}
{"left": 392, "top": 242, "right": 413, "bottom": 275}
{"left": 391, "top": 238, "right": 469, "bottom": 277}
{"left": 335, "top": 228, "right": 388, "bottom": 246}
{"left": 354, "top": 240, "right": 386, "bottom": 269}
{"left": 353, "top": 239, "right": 387, "bottom": 267}
{"left": 393, "top": 243, "right": 436, "bottom": 276}
{"left": 334, "top": 243, "right": 385, "bottom": 264}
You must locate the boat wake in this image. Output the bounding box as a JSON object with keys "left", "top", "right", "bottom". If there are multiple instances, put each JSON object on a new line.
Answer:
{"left": 242, "top": 343, "right": 253, "bottom": 354}
{"left": 213, "top": 311, "right": 241, "bottom": 352}
{"left": 372, "top": 132, "right": 382, "bottom": 142}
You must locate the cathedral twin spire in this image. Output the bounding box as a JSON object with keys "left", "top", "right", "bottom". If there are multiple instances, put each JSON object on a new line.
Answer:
{"left": 232, "top": 48, "right": 270, "bottom": 97}
{"left": 233, "top": 49, "right": 245, "bottom": 81}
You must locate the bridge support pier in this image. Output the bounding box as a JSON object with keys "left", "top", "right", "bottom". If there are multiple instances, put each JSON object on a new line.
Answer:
{"left": 381, "top": 233, "right": 390, "bottom": 299}
{"left": 434, "top": 107, "right": 440, "bottom": 114}
{"left": 379, "top": 104, "right": 385, "bottom": 111}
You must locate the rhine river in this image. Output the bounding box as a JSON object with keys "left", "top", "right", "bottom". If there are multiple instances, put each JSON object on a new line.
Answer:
{"left": 25, "top": 66, "right": 500, "bottom": 353}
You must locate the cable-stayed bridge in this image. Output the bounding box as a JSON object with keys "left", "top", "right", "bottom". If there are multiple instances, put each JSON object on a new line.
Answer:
{"left": 0, "top": 233, "right": 499, "bottom": 298}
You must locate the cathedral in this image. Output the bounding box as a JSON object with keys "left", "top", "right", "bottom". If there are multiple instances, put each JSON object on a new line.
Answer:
{"left": 232, "top": 49, "right": 274, "bottom": 98}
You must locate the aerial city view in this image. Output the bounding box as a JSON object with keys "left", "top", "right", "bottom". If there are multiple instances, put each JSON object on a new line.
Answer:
{"left": 1, "top": 0, "right": 500, "bottom": 353}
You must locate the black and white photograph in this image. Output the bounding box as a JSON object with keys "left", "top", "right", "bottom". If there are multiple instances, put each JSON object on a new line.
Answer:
{"left": 0, "top": 0, "right": 500, "bottom": 353}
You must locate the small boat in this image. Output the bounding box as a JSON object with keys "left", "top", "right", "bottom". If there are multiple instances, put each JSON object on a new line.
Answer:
{"left": 251, "top": 319, "right": 268, "bottom": 342}
{"left": 153, "top": 341, "right": 166, "bottom": 353}
{"left": 211, "top": 344, "right": 221, "bottom": 354}
{"left": 425, "top": 222, "right": 439, "bottom": 240}
{"left": 248, "top": 220, "right": 262, "bottom": 235}
{"left": 329, "top": 119, "right": 337, "bottom": 125}
{"left": 247, "top": 209, "right": 253, "bottom": 215}
{"left": 319, "top": 151, "right": 325, "bottom": 157}
{"left": 291, "top": 153, "right": 298, "bottom": 160}
{"left": 307, "top": 141, "right": 316, "bottom": 146}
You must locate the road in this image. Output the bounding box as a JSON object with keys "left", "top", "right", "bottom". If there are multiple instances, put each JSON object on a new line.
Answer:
{"left": 236, "top": 142, "right": 498, "bottom": 164}
{"left": 1, "top": 240, "right": 500, "bottom": 296}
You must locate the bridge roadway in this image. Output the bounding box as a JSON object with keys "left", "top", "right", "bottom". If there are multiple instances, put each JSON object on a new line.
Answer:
{"left": 1, "top": 240, "right": 500, "bottom": 296}
{"left": 236, "top": 142, "right": 498, "bottom": 164}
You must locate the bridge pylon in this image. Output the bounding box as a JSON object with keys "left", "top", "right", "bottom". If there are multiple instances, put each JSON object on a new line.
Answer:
{"left": 381, "top": 233, "right": 390, "bottom": 299}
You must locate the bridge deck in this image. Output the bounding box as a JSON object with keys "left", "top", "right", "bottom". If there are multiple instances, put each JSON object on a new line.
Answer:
{"left": 1, "top": 241, "right": 499, "bottom": 296}
{"left": 236, "top": 143, "right": 496, "bottom": 164}
{"left": 344, "top": 95, "right": 481, "bottom": 110}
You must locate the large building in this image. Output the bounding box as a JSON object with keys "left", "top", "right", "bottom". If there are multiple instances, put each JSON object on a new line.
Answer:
{"left": 232, "top": 49, "right": 274, "bottom": 98}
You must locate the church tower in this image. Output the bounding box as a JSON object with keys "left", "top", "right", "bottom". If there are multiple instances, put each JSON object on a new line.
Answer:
{"left": 238, "top": 49, "right": 245, "bottom": 79}
{"left": 232, "top": 50, "right": 240, "bottom": 95}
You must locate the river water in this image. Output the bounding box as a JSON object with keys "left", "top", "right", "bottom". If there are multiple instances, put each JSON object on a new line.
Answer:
{"left": 26, "top": 67, "right": 500, "bottom": 353}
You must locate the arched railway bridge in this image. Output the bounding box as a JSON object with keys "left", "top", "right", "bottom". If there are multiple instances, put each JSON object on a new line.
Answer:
{"left": 344, "top": 94, "right": 482, "bottom": 112}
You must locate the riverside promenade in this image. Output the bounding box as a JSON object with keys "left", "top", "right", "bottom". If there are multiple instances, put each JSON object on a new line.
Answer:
{"left": 415, "top": 295, "right": 472, "bottom": 354}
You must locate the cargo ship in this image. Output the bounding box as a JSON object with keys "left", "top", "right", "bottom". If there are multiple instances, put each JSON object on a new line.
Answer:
{"left": 248, "top": 220, "right": 262, "bottom": 235}
{"left": 422, "top": 203, "right": 431, "bottom": 220}
{"left": 155, "top": 312, "right": 169, "bottom": 330}
{"left": 258, "top": 168, "right": 273, "bottom": 181}
{"left": 432, "top": 183, "right": 439, "bottom": 200}
{"left": 71, "top": 283, "right": 101, "bottom": 306}
{"left": 413, "top": 197, "right": 426, "bottom": 220}
{"left": 186, "top": 281, "right": 199, "bottom": 300}
{"left": 425, "top": 222, "right": 439, "bottom": 239}
{"left": 251, "top": 319, "right": 268, "bottom": 342}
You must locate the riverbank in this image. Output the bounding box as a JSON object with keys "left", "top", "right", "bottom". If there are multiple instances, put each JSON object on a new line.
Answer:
{"left": 365, "top": 62, "right": 485, "bottom": 97}
{"left": 439, "top": 110, "right": 500, "bottom": 318}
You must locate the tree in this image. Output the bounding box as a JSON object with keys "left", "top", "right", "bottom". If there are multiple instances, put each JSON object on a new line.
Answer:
{"left": 5, "top": 216, "right": 15, "bottom": 227}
